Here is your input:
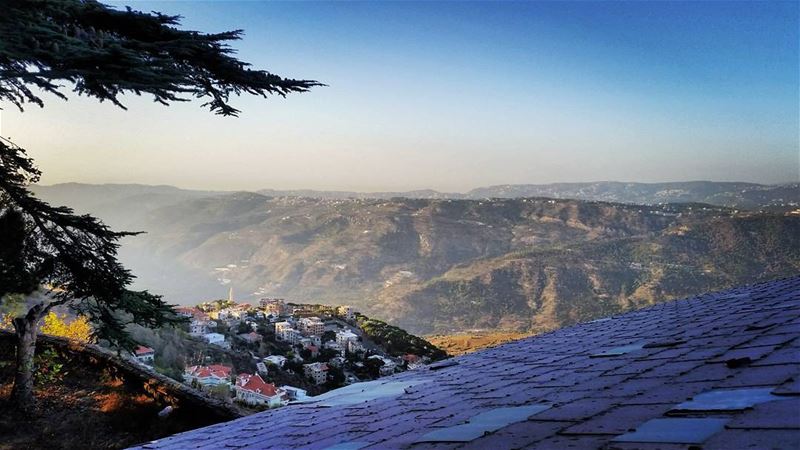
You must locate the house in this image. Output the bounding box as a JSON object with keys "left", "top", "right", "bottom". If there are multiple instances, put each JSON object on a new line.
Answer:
{"left": 238, "top": 331, "right": 263, "bottom": 344}
{"left": 337, "top": 305, "right": 355, "bottom": 321}
{"left": 190, "top": 318, "right": 215, "bottom": 336}
{"left": 368, "top": 355, "right": 397, "bottom": 376}
{"left": 203, "top": 332, "right": 227, "bottom": 347}
{"left": 256, "top": 362, "right": 268, "bottom": 376}
{"left": 275, "top": 321, "right": 302, "bottom": 344}
{"left": 303, "top": 362, "right": 329, "bottom": 385}
{"left": 306, "top": 345, "right": 319, "bottom": 358}
{"left": 264, "top": 355, "right": 287, "bottom": 368}
{"left": 184, "top": 364, "right": 232, "bottom": 387}
{"left": 133, "top": 345, "right": 155, "bottom": 365}
{"left": 402, "top": 354, "right": 426, "bottom": 370}
{"left": 298, "top": 317, "right": 324, "bottom": 336}
{"left": 280, "top": 328, "right": 302, "bottom": 345}
{"left": 234, "top": 373, "right": 284, "bottom": 407}
{"left": 335, "top": 329, "right": 359, "bottom": 348}
{"left": 175, "top": 307, "right": 197, "bottom": 318}
{"left": 260, "top": 298, "right": 287, "bottom": 316}
{"left": 279, "top": 385, "right": 308, "bottom": 402}
{"left": 324, "top": 341, "right": 345, "bottom": 357}
{"left": 346, "top": 340, "right": 365, "bottom": 354}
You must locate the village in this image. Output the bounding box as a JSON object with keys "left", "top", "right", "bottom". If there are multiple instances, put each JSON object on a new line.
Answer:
{"left": 128, "top": 294, "right": 435, "bottom": 411}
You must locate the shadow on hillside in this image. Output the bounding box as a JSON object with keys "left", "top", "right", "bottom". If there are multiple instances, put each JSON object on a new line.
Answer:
{"left": 0, "top": 332, "right": 242, "bottom": 450}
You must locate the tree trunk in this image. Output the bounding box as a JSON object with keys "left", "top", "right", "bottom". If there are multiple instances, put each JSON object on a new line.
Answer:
{"left": 10, "top": 308, "right": 41, "bottom": 412}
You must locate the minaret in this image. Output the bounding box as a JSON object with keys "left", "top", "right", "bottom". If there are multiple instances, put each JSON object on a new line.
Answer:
{"left": 228, "top": 287, "right": 234, "bottom": 303}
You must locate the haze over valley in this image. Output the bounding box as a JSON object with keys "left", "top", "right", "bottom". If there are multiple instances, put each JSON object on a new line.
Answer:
{"left": 33, "top": 181, "right": 800, "bottom": 335}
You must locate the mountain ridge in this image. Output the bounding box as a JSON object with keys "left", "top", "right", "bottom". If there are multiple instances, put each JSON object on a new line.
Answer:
{"left": 29, "top": 183, "right": 800, "bottom": 335}
{"left": 34, "top": 180, "right": 799, "bottom": 210}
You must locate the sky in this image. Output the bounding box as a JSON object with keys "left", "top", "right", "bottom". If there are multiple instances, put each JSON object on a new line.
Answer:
{"left": 1, "top": 1, "right": 798, "bottom": 192}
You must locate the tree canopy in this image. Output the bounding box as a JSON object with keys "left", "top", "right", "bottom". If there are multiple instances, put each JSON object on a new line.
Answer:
{"left": 0, "top": 0, "right": 321, "bottom": 409}
{"left": 0, "top": 137, "right": 181, "bottom": 349}
{"left": 0, "top": 0, "right": 322, "bottom": 116}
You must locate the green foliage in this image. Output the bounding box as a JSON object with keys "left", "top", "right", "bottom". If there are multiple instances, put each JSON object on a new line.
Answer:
{"left": 355, "top": 314, "right": 446, "bottom": 360}
{"left": 235, "top": 321, "right": 251, "bottom": 334}
{"left": 0, "top": 0, "right": 321, "bottom": 116}
{"left": 324, "top": 365, "right": 345, "bottom": 389}
{"left": 321, "top": 330, "right": 336, "bottom": 343}
{"left": 34, "top": 348, "right": 66, "bottom": 385}
{"left": 0, "top": 139, "right": 187, "bottom": 350}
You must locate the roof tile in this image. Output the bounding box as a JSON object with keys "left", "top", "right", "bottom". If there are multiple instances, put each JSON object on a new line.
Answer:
{"left": 128, "top": 277, "right": 800, "bottom": 450}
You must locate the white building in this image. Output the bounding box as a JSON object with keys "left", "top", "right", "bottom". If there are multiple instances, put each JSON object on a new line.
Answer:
{"left": 275, "top": 321, "right": 303, "bottom": 344}
{"left": 369, "top": 355, "right": 397, "bottom": 376}
{"left": 190, "top": 319, "right": 211, "bottom": 335}
{"left": 133, "top": 345, "right": 155, "bottom": 365}
{"left": 280, "top": 385, "right": 308, "bottom": 402}
{"left": 234, "top": 373, "right": 284, "bottom": 407}
{"left": 324, "top": 341, "right": 345, "bottom": 357}
{"left": 298, "top": 317, "right": 325, "bottom": 336}
{"left": 338, "top": 305, "right": 355, "bottom": 321}
{"left": 260, "top": 298, "right": 287, "bottom": 316}
{"left": 281, "top": 328, "right": 302, "bottom": 345}
{"left": 347, "top": 340, "right": 365, "bottom": 354}
{"left": 303, "top": 362, "right": 329, "bottom": 385}
{"left": 203, "top": 332, "right": 227, "bottom": 346}
{"left": 264, "top": 355, "right": 287, "bottom": 368}
{"left": 336, "top": 329, "right": 359, "bottom": 348}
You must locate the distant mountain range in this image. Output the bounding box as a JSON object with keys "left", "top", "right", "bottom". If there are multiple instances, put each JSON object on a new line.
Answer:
{"left": 258, "top": 181, "right": 798, "bottom": 210}
{"left": 31, "top": 182, "right": 800, "bottom": 335}
{"left": 36, "top": 180, "right": 798, "bottom": 211}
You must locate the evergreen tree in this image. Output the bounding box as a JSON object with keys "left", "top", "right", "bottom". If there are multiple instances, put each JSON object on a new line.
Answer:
{"left": 0, "top": 0, "right": 320, "bottom": 411}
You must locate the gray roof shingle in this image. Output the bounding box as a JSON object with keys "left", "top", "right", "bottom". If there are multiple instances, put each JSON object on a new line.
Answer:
{"left": 131, "top": 277, "right": 800, "bottom": 450}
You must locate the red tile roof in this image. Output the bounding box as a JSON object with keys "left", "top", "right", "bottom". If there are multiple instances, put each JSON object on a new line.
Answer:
{"left": 134, "top": 345, "right": 154, "bottom": 355}
{"left": 187, "top": 364, "right": 232, "bottom": 379}
{"left": 236, "top": 374, "right": 278, "bottom": 397}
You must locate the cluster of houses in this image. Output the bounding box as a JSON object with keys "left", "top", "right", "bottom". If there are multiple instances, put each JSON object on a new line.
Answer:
{"left": 273, "top": 315, "right": 373, "bottom": 385}
{"left": 163, "top": 297, "right": 428, "bottom": 406}
{"left": 184, "top": 363, "right": 308, "bottom": 408}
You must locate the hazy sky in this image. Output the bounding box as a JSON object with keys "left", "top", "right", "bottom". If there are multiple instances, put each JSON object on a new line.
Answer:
{"left": 2, "top": 1, "right": 798, "bottom": 192}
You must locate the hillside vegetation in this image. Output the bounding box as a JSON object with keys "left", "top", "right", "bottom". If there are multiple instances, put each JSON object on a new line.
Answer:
{"left": 32, "top": 184, "right": 800, "bottom": 335}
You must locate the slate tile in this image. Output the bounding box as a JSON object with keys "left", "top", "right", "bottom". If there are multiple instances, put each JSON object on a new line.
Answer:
{"left": 636, "top": 361, "right": 702, "bottom": 379}
{"left": 623, "top": 381, "right": 717, "bottom": 405}
{"left": 703, "top": 428, "right": 800, "bottom": 449}
{"left": 727, "top": 397, "right": 800, "bottom": 429}
{"left": 529, "top": 434, "right": 611, "bottom": 449}
{"left": 560, "top": 404, "right": 674, "bottom": 436}
{"left": 606, "top": 442, "right": 698, "bottom": 450}
{"left": 751, "top": 347, "right": 800, "bottom": 366}
{"left": 713, "top": 364, "right": 799, "bottom": 388}
{"left": 458, "top": 420, "right": 572, "bottom": 449}
{"left": 709, "top": 345, "right": 778, "bottom": 364}
{"left": 533, "top": 397, "right": 619, "bottom": 421}
{"left": 679, "top": 363, "right": 736, "bottom": 382}
{"left": 126, "top": 278, "right": 800, "bottom": 450}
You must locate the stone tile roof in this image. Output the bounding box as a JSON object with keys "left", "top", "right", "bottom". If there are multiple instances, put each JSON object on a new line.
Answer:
{"left": 132, "top": 277, "right": 800, "bottom": 450}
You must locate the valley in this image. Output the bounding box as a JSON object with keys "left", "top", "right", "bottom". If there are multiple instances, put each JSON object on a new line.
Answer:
{"left": 32, "top": 183, "right": 800, "bottom": 335}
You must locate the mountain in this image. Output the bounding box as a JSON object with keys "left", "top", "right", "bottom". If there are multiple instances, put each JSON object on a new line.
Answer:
{"left": 30, "top": 183, "right": 800, "bottom": 335}
{"left": 466, "top": 181, "right": 799, "bottom": 209}
{"left": 257, "top": 181, "right": 799, "bottom": 210}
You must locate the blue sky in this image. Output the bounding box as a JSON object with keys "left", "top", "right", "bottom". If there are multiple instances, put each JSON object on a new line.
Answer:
{"left": 3, "top": 1, "right": 797, "bottom": 191}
